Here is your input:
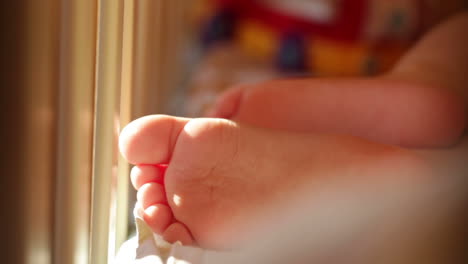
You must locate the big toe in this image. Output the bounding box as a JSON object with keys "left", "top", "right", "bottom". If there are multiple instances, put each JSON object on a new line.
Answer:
{"left": 205, "top": 86, "right": 244, "bottom": 119}
{"left": 119, "top": 115, "right": 189, "bottom": 165}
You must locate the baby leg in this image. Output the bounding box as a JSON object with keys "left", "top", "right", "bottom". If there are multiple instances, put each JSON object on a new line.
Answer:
{"left": 207, "top": 13, "right": 468, "bottom": 148}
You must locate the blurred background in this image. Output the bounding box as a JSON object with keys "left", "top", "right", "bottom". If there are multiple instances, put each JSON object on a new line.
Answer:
{"left": 1, "top": 0, "right": 466, "bottom": 263}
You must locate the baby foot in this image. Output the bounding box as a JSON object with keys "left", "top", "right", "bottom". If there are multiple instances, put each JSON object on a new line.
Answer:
{"left": 206, "top": 78, "right": 465, "bottom": 148}
{"left": 119, "top": 115, "right": 428, "bottom": 249}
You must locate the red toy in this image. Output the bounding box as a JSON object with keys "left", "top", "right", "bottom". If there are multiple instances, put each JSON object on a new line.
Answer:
{"left": 196, "top": 0, "right": 427, "bottom": 75}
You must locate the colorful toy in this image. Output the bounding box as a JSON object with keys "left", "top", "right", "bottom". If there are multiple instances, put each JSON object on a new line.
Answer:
{"left": 195, "top": 0, "right": 429, "bottom": 76}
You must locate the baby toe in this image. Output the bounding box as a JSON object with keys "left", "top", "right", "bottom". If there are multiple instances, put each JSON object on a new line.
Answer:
{"left": 205, "top": 86, "right": 244, "bottom": 119}
{"left": 137, "top": 182, "right": 167, "bottom": 209}
{"left": 119, "top": 115, "right": 189, "bottom": 165}
{"left": 131, "top": 164, "right": 166, "bottom": 190}
{"left": 143, "top": 204, "right": 174, "bottom": 234}
{"left": 163, "top": 222, "right": 194, "bottom": 246}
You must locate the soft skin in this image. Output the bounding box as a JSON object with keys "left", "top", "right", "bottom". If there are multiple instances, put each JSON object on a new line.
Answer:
{"left": 119, "top": 13, "right": 468, "bottom": 249}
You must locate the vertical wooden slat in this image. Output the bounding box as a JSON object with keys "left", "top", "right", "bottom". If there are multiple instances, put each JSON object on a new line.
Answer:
{"left": 54, "top": 0, "right": 97, "bottom": 263}
{"left": 90, "top": 0, "right": 124, "bottom": 263}
{"left": 132, "top": 0, "right": 161, "bottom": 116}
{"left": 114, "top": 0, "right": 136, "bottom": 253}
{"left": 10, "top": 0, "right": 60, "bottom": 263}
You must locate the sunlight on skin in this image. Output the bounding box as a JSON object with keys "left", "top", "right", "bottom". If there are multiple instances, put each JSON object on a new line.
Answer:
{"left": 173, "top": 194, "right": 182, "bottom": 206}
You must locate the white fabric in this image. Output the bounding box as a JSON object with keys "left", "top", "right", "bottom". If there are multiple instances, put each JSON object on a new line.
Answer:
{"left": 114, "top": 206, "right": 204, "bottom": 264}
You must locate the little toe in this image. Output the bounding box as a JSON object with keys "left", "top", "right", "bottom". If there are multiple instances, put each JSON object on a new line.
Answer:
{"left": 119, "top": 115, "right": 189, "bottom": 165}
{"left": 163, "top": 222, "right": 194, "bottom": 246}
{"left": 131, "top": 164, "right": 167, "bottom": 190}
{"left": 143, "top": 204, "right": 173, "bottom": 234}
{"left": 137, "top": 182, "right": 167, "bottom": 209}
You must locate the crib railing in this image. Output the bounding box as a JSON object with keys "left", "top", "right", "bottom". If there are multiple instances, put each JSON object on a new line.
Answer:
{"left": 4, "top": 0, "right": 189, "bottom": 263}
